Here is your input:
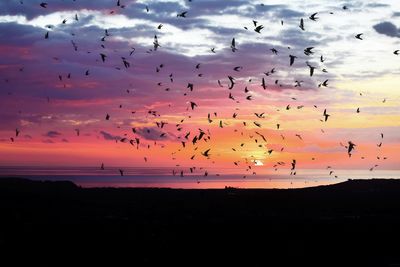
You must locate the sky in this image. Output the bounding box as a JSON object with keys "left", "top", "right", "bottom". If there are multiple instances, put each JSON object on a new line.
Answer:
{"left": 0, "top": 0, "right": 400, "bottom": 177}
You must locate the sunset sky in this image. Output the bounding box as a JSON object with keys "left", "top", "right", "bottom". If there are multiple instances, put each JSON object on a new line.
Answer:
{"left": 0, "top": 0, "right": 399, "bottom": 177}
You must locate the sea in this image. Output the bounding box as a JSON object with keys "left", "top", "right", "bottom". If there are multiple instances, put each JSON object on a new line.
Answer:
{"left": 0, "top": 166, "right": 399, "bottom": 189}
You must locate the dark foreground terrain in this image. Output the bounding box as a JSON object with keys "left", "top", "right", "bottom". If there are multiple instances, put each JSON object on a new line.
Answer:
{"left": 1, "top": 178, "right": 400, "bottom": 266}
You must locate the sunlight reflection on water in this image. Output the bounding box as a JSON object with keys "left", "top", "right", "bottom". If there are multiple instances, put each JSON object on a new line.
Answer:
{"left": 1, "top": 166, "right": 399, "bottom": 189}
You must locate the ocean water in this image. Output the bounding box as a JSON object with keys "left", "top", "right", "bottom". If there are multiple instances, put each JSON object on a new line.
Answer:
{"left": 0, "top": 166, "right": 399, "bottom": 189}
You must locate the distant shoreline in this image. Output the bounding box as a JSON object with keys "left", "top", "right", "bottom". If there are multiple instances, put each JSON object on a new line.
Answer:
{"left": 1, "top": 176, "right": 400, "bottom": 189}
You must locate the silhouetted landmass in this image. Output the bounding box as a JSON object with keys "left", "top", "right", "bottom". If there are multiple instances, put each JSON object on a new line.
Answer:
{"left": 1, "top": 178, "right": 400, "bottom": 266}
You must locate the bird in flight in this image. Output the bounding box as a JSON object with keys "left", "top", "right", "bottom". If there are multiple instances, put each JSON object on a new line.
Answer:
{"left": 190, "top": 101, "right": 197, "bottom": 110}
{"left": 299, "top": 18, "right": 305, "bottom": 31}
{"left": 231, "top": 38, "right": 237, "bottom": 52}
{"left": 304, "top": 47, "right": 314, "bottom": 56}
{"left": 355, "top": 33, "right": 363, "bottom": 40}
{"left": 347, "top": 141, "right": 356, "bottom": 157}
{"left": 254, "top": 25, "right": 264, "bottom": 33}
{"left": 153, "top": 35, "right": 160, "bottom": 50}
{"left": 177, "top": 11, "right": 188, "bottom": 17}
{"left": 323, "top": 109, "right": 330, "bottom": 122}
{"left": 306, "top": 62, "right": 316, "bottom": 76}
{"left": 289, "top": 55, "right": 297, "bottom": 66}
{"left": 202, "top": 149, "right": 210, "bottom": 157}
{"left": 309, "top": 13, "right": 318, "bottom": 21}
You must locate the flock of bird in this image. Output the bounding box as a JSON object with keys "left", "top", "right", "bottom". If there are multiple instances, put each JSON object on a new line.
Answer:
{"left": 6, "top": 1, "right": 394, "bottom": 182}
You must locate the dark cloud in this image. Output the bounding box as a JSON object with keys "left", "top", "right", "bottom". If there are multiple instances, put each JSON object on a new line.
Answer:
{"left": 373, "top": 22, "right": 400, "bottom": 38}
{"left": 44, "top": 131, "right": 62, "bottom": 138}
{"left": 135, "top": 127, "right": 175, "bottom": 141}
{"left": 366, "top": 3, "right": 390, "bottom": 8}
{"left": 99, "top": 131, "right": 121, "bottom": 141}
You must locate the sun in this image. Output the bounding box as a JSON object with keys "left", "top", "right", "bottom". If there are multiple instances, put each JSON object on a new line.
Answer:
{"left": 253, "top": 160, "right": 264, "bottom": 166}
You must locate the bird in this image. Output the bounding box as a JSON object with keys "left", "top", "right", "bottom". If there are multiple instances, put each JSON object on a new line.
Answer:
{"left": 253, "top": 122, "right": 261, "bottom": 127}
{"left": 323, "top": 109, "right": 330, "bottom": 122}
{"left": 119, "top": 169, "right": 124, "bottom": 176}
{"left": 40, "top": 2, "right": 47, "bottom": 8}
{"left": 319, "top": 80, "right": 329, "bottom": 87}
{"left": 45, "top": 31, "right": 49, "bottom": 39}
{"left": 270, "top": 48, "right": 278, "bottom": 54}
{"left": 304, "top": 47, "right": 314, "bottom": 56}
{"left": 122, "top": 58, "right": 130, "bottom": 68}
{"left": 202, "top": 149, "right": 210, "bottom": 157}
{"left": 100, "top": 53, "right": 106, "bottom": 62}
{"left": 231, "top": 38, "right": 237, "bottom": 52}
{"left": 299, "top": 18, "right": 305, "bottom": 31}
{"left": 153, "top": 35, "right": 160, "bottom": 50}
{"left": 347, "top": 141, "right": 356, "bottom": 157}
{"left": 177, "top": 11, "right": 188, "bottom": 17}
{"left": 394, "top": 50, "right": 399, "bottom": 55}
{"left": 291, "top": 160, "right": 296, "bottom": 170}
{"left": 71, "top": 40, "right": 78, "bottom": 51}
{"left": 254, "top": 25, "right": 264, "bottom": 33}
{"left": 309, "top": 12, "right": 318, "bottom": 21}
{"left": 190, "top": 101, "right": 197, "bottom": 110}
{"left": 261, "top": 78, "right": 267, "bottom": 90}
{"left": 355, "top": 33, "right": 363, "bottom": 40}
{"left": 306, "top": 62, "right": 316, "bottom": 76}
{"left": 106, "top": 114, "right": 110, "bottom": 120}
{"left": 228, "top": 76, "right": 235, "bottom": 89}
{"left": 254, "top": 112, "right": 265, "bottom": 118}
{"left": 289, "top": 55, "right": 297, "bottom": 66}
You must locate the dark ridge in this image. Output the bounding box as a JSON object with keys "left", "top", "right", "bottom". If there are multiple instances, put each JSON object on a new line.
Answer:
{"left": 0, "top": 177, "right": 79, "bottom": 192}
{"left": 1, "top": 177, "right": 400, "bottom": 266}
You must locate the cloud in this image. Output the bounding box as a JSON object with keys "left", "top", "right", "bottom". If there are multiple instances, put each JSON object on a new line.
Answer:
{"left": 366, "top": 3, "right": 390, "bottom": 8}
{"left": 44, "top": 131, "right": 62, "bottom": 138}
{"left": 373, "top": 22, "right": 400, "bottom": 38}
{"left": 99, "top": 131, "right": 121, "bottom": 141}
{"left": 135, "top": 127, "right": 175, "bottom": 141}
